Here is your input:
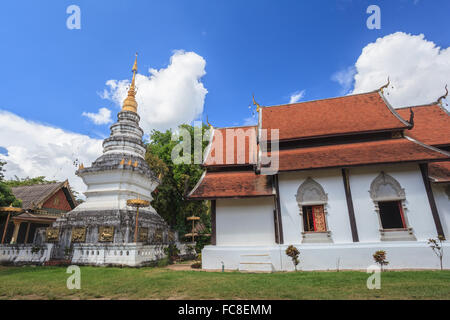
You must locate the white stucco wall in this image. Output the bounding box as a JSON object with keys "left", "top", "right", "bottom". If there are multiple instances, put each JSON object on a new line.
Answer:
{"left": 216, "top": 197, "right": 276, "bottom": 246}
{"left": 277, "top": 164, "right": 440, "bottom": 244}
{"left": 203, "top": 163, "right": 449, "bottom": 271}
{"left": 432, "top": 184, "right": 450, "bottom": 238}
{"left": 350, "top": 164, "right": 439, "bottom": 242}
{"left": 278, "top": 169, "right": 353, "bottom": 244}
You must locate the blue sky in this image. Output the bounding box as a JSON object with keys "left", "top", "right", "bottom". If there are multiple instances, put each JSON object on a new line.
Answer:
{"left": 1, "top": 0, "right": 449, "bottom": 139}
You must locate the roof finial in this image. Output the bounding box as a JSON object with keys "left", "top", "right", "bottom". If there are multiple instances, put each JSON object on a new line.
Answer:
{"left": 252, "top": 94, "right": 261, "bottom": 113}
{"left": 131, "top": 52, "right": 138, "bottom": 90}
{"left": 121, "top": 53, "right": 139, "bottom": 113}
{"left": 206, "top": 115, "right": 213, "bottom": 129}
{"left": 408, "top": 107, "right": 414, "bottom": 127}
{"left": 437, "top": 84, "right": 448, "bottom": 106}
{"left": 379, "top": 77, "right": 390, "bottom": 94}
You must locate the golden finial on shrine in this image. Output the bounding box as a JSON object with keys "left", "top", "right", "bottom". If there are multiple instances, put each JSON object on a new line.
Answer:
{"left": 122, "top": 53, "right": 139, "bottom": 113}
{"left": 379, "top": 77, "right": 390, "bottom": 94}
{"left": 206, "top": 115, "right": 213, "bottom": 129}
{"left": 252, "top": 94, "right": 261, "bottom": 113}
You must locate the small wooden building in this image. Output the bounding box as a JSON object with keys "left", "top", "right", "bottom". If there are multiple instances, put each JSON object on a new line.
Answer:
{"left": 0, "top": 180, "right": 77, "bottom": 244}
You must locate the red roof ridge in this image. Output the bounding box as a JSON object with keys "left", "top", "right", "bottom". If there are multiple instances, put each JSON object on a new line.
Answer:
{"left": 396, "top": 103, "right": 450, "bottom": 116}
{"left": 211, "top": 125, "right": 257, "bottom": 130}
{"left": 377, "top": 91, "right": 413, "bottom": 128}
{"left": 261, "top": 89, "right": 380, "bottom": 110}
{"left": 404, "top": 136, "right": 450, "bottom": 157}
{"left": 186, "top": 170, "right": 207, "bottom": 199}
{"left": 428, "top": 161, "right": 450, "bottom": 183}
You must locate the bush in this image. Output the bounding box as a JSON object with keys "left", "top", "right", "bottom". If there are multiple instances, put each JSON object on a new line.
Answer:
{"left": 195, "top": 235, "right": 211, "bottom": 253}
{"left": 164, "top": 244, "right": 180, "bottom": 264}
{"left": 285, "top": 245, "right": 300, "bottom": 271}
{"left": 428, "top": 236, "right": 445, "bottom": 271}
{"left": 157, "top": 257, "right": 170, "bottom": 268}
{"left": 373, "top": 250, "right": 389, "bottom": 272}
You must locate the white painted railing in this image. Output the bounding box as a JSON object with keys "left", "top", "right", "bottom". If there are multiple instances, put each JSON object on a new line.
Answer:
{"left": 0, "top": 244, "right": 54, "bottom": 264}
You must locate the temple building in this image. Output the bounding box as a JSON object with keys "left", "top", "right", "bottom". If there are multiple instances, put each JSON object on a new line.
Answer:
{"left": 189, "top": 84, "right": 450, "bottom": 271}
{"left": 1, "top": 180, "right": 77, "bottom": 245}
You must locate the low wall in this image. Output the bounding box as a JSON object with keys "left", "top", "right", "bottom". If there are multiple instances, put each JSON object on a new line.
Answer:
{"left": 202, "top": 241, "right": 450, "bottom": 271}
{"left": 0, "top": 244, "right": 54, "bottom": 265}
{"left": 71, "top": 242, "right": 194, "bottom": 267}
{"left": 0, "top": 242, "right": 194, "bottom": 267}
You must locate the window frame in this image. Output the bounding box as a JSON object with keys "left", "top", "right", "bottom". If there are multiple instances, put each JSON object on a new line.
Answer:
{"left": 369, "top": 172, "right": 416, "bottom": 241}
{"left": 296, "top": 178, "right": 332, "bottom": 243}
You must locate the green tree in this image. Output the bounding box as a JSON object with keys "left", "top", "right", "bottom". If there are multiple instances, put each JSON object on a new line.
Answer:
{"left": 146, "top": 124, "right": 211, "bottom": 240}
{"left": 0, "top": 160, "right": 22, "bottom": 207}
{"left": 4, "top": 176, "right": 57, "bottom": 187}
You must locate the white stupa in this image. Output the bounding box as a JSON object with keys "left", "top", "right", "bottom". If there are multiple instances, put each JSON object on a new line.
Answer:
{"left": 51, "top": 55, "right": 176, "bottom": 264}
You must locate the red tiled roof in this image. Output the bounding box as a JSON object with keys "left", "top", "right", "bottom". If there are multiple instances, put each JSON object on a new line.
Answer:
{"left": 188, "top": 171, "right": 273, "bottom": 199}
{"left": 261, "top": 91, "right": 410, "bottom": 141}
{"left": 204, "top": 126, "right": 257, "bottom": 167}
{"left": 428, "top": 161, "right": 450, "bottom": 183}
{"left": 397, "top": 104, "right": 450, "bottom": 147}
{"left": 265, "top": 138, "right": 449, "bottom": 172}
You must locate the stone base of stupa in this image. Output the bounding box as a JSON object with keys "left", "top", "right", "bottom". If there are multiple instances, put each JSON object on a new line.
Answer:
{"left": 71, "top": 242, "right": 195, "bottom": 267}
{"left": 39, "top": 208, "right": 178, "bottom": 260}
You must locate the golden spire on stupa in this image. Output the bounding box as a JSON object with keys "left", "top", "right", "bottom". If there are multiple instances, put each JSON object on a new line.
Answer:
{"left": 122, "top": 53, "right": 139, "bottom": 113}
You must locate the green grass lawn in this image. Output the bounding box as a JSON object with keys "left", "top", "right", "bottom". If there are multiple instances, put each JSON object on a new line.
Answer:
{"left": 0, "top": 266, "right": 449, "bottom": 300}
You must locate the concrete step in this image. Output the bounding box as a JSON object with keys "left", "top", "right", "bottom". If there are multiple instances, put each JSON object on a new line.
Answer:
{"left": 239, "top": 253, "right": 273, "bottom": 272}
{"left": 239, "top": 254, "right": 271, "bottom": 263}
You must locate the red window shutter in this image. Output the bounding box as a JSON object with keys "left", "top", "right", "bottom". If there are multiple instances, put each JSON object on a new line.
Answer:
{"left": 312, "top": 205, "right": 327, "bottom": 232}
{"left": 397, "top": 201, "right": 406, "bottom": 229}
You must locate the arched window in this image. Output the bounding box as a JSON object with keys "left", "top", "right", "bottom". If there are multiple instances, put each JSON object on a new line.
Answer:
{"left": 369, "top": 172, "right": 416, "bottom": 241}
{"left": 296, "top": 178, "right": 332, "bottom": 243}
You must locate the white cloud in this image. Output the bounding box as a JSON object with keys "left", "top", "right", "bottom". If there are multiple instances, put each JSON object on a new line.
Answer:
{"left": 243, "top": 116, "right": 257, "bottom": 126}
{"left": 82, "top": 107, "right": 113, "bottom": 125}
{"left": 289, "top": 90, "right": 306, "bottom": 104}
{"left": 331, "top": 67, "right": 356, "bottom": 95}
{"left": 0, "top": 111, "right": 102, "bottom": 194}
{"left": 102, "top": 50, "right": 208, "bottom": 133}
{"left": 335, "top": 32, "right": 450, "bottom": 108}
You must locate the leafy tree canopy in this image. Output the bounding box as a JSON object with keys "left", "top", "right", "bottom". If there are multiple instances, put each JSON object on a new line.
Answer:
{"left": 0, "top": 160, "right": 22, "bottom": 208}
{"left": 4, "top": 176, "right": 57, "bottom": 187}
{"left": 146, "top": 124, "right": 211, "bottom": 241}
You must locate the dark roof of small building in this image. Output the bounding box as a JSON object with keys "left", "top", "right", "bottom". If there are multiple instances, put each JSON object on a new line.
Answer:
{"left": 188, "top": 171, "right": 274, "bottom": 200}
{"left": 397, "top": 104, "right": 450, "bottom": 147}
{"left": 11, "top": 180, "right": 76, "bottom": 210}
{"left": 261, "top": 91, "right": 411, "bottom": 141}
{"left": 12, "top": 212, "right": 58, "bottom": 224}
